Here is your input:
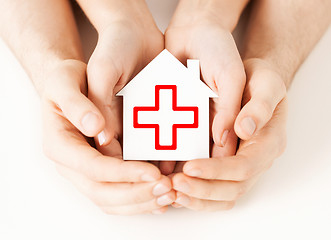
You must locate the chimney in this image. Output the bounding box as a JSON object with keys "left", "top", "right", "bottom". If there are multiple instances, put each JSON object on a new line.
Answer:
{"left": 187, "top": 59, "right": 200, "bottom": 80}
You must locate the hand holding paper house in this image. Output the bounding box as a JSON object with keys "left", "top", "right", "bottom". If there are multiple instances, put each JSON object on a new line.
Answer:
{"left": 117, "top": 50, "right": 217, "bottom": 161}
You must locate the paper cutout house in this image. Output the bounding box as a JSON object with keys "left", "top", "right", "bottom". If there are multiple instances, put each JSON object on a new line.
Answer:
{"left": 117, "top": 50, "right": 217, "bottom": 161}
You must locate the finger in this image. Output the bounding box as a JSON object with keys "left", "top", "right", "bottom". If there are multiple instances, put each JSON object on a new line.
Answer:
{"left": 159, "top": 161, "right": 177, "bottom": 175}
{"left": 87, "top": 55, "right": 120, "bottom": 146}
{"left": 151, "top": 206, "right": 169, "bottom": 215}
{"left": 100, "top": 191, "right": 175, "bottom": 215}
{"left": 56, "top": 164, "right": 172, "bottom": 206}
{"left": 171, "top": 202, "right": 183, "bottom": 209}
{"left": 210, "top": 61, "right": 245, "bottom": 149}
{"left": 198, "top": 35, "right": 245, "bottom": 151}
{"left": 97, "top": 137, "right": 122, "bottom": 158}
{"left": 210, "top": 130, "right": 238, "bottom": 158}
{"left": 172, "top": 172, "right": 262, "bottom": 201}
{"left": 43, "top": 100, "right": 161, "bottom": 182}
{"left": 174, "top": 192, "right": 235, "bottom": 212}
{"left": 183, "top": 100, "right": 288, "bottom": 181}
{"left": 234, "top": 59, "right": 287, "bottom": 140}
{"left": 47, "top": 60, "right": 105, "bottom": 137}
{"left": 86, "top": 31, "right": 137, "bottom": 147}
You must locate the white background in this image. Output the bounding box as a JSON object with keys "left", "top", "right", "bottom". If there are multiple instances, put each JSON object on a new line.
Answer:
{"left": 1, "top": 0, "right": 331, "bottom": 239}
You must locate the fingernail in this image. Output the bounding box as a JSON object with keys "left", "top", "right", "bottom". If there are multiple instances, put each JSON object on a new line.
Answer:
{"left": 81, "top": 112, "right": 99, "bottom": 134}
{"left": 152, "top": 209, "right": 165, "bottom": 215}
{"left": 241, "top": 117, "right": 256, "bottom": 136}
{"left": 153, "top": 183, "right": 171, "bottom": 196}
{"left": 186, "top": 169, "right": 202, "bottom": 177}
{"left": 157, "top": 195, "right": 173, "bottom": 206}
{"left": 175, "top": 181, "right": 190, "bottom": 193}
{"left": 141, "top": 174, "right": 157, "bottom": 182}
{"left": 175, "top": 195, "right": 190, "bottom": 206}
{"left": 220, "top": 130, "right": 229, "bottom": 147}
{"left": 97, "top": 131, "right": 106, "bottom": 146}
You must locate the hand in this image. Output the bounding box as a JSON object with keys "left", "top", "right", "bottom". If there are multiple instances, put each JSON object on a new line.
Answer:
{"left": 86, "top": 13, "right": 164, "bottom": 155}
{"left": 163, "top": 4, "right": 246, "bottom": 174}
{"left": 42, "top": 60, "right": 175, "bottom": 215}
{"left": 171, "top": 59, "right": 287, "bottom": 211}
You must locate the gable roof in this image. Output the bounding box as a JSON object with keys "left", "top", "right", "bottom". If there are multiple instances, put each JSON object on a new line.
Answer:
{"left": 117, "top": 49, "right": 217, "bottom": 98}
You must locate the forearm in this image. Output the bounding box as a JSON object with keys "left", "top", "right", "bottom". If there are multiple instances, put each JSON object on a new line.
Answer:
{"left": 243, "top": 0, "right": 331, "bottom": 88}
{"left": 168, "top": 0, "right": 250, "bottom": 31}
{"left": 76, "top": 0, "right": 157, "bottom": 32}
{"left": 0, "top": 0, "right": 83, "bottom": 94}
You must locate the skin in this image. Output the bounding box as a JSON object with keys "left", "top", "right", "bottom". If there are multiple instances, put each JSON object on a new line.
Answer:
{"left": 163, "top": 0, "right": 250, "bottom": 174}
{"left": 1, "top": 0, "right": 330, "bottom": 214}
{"left": 0, "top": 0, "right": 175, "bottom": 215}
{"left": 171, "top": 0, "right": 331, "bottom": 210}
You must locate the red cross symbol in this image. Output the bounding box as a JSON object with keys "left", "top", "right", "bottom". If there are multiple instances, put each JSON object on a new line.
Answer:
{"left": 133, "top": 85, "right": 199, "bottom": 150}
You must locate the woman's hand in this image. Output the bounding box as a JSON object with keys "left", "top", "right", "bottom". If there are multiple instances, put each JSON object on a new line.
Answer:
{"left": 42, "top": 60, "right": 175, "bottom": 215}
{"left": 163, "top": 1, "right": 247, "bottom": 174}
{"left": 171, "top": 59, "right": 287, "bottom": 211}
{"left": 77, "top": 0, "right": 164, "bottom": 153}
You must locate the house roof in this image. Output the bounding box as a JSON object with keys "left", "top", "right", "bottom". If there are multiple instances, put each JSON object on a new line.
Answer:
{"left": 117, "top": 49, "right": 218, "bottom": 98}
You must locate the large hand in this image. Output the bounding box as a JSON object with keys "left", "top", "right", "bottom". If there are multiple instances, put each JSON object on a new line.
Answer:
{"left": 163, "top": 4, "right": 246, "bottom": 174}
{"left": 172, "top": 59, "right": 287, "bottom": 211}
{"left": 42, "top": 60, "right": 175, "bottom": 215}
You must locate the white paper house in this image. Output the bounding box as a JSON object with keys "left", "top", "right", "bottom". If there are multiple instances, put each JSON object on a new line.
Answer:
{"left": 117, "top": 50, "right": 217, "bottom": 161}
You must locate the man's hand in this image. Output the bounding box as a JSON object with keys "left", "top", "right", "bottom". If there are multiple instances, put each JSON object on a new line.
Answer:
{"left": 42, "top": 60, "right": 175, "bottom": 215}
{"left": 171, "top": 59, "right": 287, "bottom": 211}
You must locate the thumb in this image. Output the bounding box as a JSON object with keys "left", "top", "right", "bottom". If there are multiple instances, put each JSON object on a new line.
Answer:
{"left": 234, "top": 59, "right": 286, "bottom": 140}
{"left": 48, "top": 60, "right": 105, "bottom": 137}
{"left": 57, "top": 91, "right": 105, "bottom": 138}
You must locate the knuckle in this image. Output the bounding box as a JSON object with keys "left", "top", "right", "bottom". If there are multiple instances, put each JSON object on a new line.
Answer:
{"left": 87, "top": 56, "right": 120, "bottom": 83}
{"left": 254, "top": 100, "right": 273, "bottom": 123}
{"left": 233, "top": 67, "right": 246, "bottom": 85}
{"left": 270, "top": 71, "right": 287, "bottom": 97}
{"left": 219, "top": 62, "right": 246, "bottom": 85}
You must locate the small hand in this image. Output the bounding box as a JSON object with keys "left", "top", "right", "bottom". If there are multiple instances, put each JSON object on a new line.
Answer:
{"left": 86, "top": 19, "right": 164, "bottom": 154}
{"left": 42, "top": 60, "right": 175, "bottom": 215}
{"left": 162, "top": 7, "right": 246, "bottom": 174}
{"left": 171, "top": 59, "right": 287, "bottom": 211}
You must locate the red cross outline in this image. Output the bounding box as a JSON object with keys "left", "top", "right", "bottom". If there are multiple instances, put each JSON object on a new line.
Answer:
{"left": 133, "top": 85, "right": 199, "bottom": 150}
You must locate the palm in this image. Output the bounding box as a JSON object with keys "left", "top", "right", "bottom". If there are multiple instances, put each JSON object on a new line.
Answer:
{"left": 161, "top": 24, "right": 246, "bottom": 173}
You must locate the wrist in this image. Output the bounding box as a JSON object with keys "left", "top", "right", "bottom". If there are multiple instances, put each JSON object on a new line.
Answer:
{"left": 77, "top": 0, "right": 158, "bottom": 33}
{"left": 243, "top": 58, "right": 290, "bottom": 90}
{"left": 34, "top": 58, "right": 85, "bottom": 97}
{"left": 169, "top": 0, "right": 249, "bottom": 31}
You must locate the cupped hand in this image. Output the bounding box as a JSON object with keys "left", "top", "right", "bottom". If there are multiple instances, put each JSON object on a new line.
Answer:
{"left": 163, "top": 6, "right": 246, "bottom": 174}
{"left": 42, "top": 60, "right": 175, "bottom": 215}
{"left": 86, "top": 18, "right": 164, "bottom": 154}
{"left": 171, "top": 59, "right": 287, "bottom": 211}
